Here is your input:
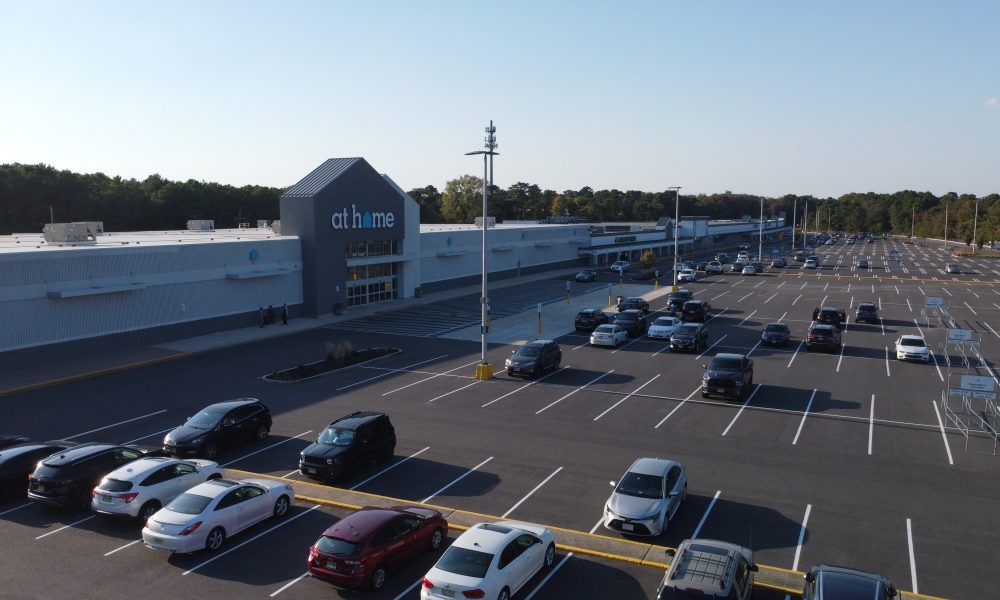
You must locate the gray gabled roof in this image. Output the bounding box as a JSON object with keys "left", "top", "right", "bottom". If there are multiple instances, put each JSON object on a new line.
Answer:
{"left": 282, "top": 157, "right": 363, "bottom": 198}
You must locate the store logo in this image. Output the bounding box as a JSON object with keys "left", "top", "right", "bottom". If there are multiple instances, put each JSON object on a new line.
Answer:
{"left": 331, "top": 204, "right": 395, "bottom": 230}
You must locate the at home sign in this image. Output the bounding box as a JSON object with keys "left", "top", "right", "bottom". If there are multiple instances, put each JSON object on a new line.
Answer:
{"left": 331, "top": 204, "right": 396, "bottom": 230}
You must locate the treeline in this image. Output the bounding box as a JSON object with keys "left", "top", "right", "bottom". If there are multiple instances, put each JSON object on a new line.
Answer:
{"left": 2, "top": 163, "right": 998, "bottom": 244}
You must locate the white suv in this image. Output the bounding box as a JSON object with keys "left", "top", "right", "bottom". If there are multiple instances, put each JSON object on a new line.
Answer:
{"left": 92, "top": 457, "right": 223, "bottom": 522}
{"left": 610, "top": 260, "right": 630, "bottom": 274}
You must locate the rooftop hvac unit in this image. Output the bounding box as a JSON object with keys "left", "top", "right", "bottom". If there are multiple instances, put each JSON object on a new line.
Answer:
{"left": 257, "top": 219, "right": 270, "bottom": 228}
{"left": 42, "top": 222, "right": 104, "bottom": 244}
{"left": 271, "top": 220, "right": 282, "bottom": 235}
{"left": 187, "top": 220, "right": 215, "bottom": 231}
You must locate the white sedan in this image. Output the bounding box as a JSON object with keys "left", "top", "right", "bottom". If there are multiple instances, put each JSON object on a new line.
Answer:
{"left": 896, "top": 335, "right": 930, "bottom": 362}
{"left": 421, "top": 521, "right": 556, "bottom": 600}
{"left": 647, "top": 316, "right": 681, "bottom": 339}
{"left": 677, "top": 269, "right": 697, "bottom": 282}
{"left": 92, "top": 457, "right": 223, "bottom": 522}
{"left": 741, "top": 265, "right": 757, "bottom": 276}
{"left": 590, "top": 324, "right": 628, "bottom": 347}
{"left": 142, "top": 478, "right": 294, "bottom": 553}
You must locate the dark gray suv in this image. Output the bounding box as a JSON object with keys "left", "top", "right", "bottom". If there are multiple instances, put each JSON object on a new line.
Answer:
{"left": 505, "top": 339, "right": 561, "bottom": 378}
{"left": 803, "top": 565, "right": 897, "bottom": 600}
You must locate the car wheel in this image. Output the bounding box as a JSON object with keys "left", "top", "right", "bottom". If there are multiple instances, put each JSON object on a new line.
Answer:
{"left": 371, "top": 564, "right": 387, "bottom": 591}
{"left": 430, "top": 527, "right": 444, "bottom": 550}
{"left": 255, "top": 425, "right": 269, "bottom": 441}
{"left": 202, "top": 443, "right": 218, "bottom": 460}
{"left": 273, "top": 495, "right": 290, "bottom": 517}
{"left": 138, "top": 501, "right": 160, "bottom": 524}
{"left": 205, "top": 527, "right": 226, "bottom": 552}
{"left": 498, "top": 587, "right": 511, "bottom": 600}
{"left": 701, "top": 391, "right": 709, "bottom": 398}
{"left": 544, "top": 542, "right": 556, "bottom": 568}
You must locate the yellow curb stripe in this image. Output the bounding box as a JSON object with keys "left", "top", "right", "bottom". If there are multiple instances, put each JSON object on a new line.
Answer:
{"left": 0, "top": 351, "right": 191, "bottom": 398}
{"left": 754, "top": 581, "right": 802, "bottom": 596}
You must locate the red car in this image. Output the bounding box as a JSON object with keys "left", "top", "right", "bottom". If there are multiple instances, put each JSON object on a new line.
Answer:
{"left": 308, "top": 505, "right": 448, "bottom": 591}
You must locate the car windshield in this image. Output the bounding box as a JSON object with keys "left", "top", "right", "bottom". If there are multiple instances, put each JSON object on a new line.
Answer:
{"left": 317, "top": 427, "right": 356, "bottom": 446}
{"left": 616, "top": 314, "right": 636, "bottom": 323}
{"left": 859, "top": 304, "right": 876, "bottom": 311}
{"left": 653, "top": 317, "right": 675, "bottom": 327}
{"left": 515, "top": 346, "right": 541, "bottom": 357}
{"left": 616, "top": 472, "right": 663, "bottom": 499}
{"left": 184, "top": 410, "right": 222, "bottom": 430}
{"left": 902, "top": 338, "right": 926, "bottom": 347}
{"left": 677, "top": 325, "right": 698, "bottom": 335}
{"left": 165, "top": 492, "right": 213, "bottom": 515}
{"left": 315, "top": 535, "right": 360, "bottom": 557}
{"left": 435, "top": 546, "right": 494, "bottom": 579}
{"left": 765, "top": 324, "right": 786, "bottom": 333}
{"left": 594, "top": 325, "right": 615, "bottom": 333}
{"left": 710, "top": 357, "right": 743, "bottom": 370}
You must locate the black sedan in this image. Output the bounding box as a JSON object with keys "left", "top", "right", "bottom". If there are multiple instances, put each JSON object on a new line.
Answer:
{"left": 164, "top": 398, "right": 272, "bottom": 459}
{"left": 614, "top": 309, "right": 648, "bottom": 337}
{"left": 667, "top": 289, "right": 693, "bottom": 311}
{"left": 575, "top": 270, "right": 598, "bottom": 282}
{"left": 617, "top": 297, "right": 650, "bottom": 314}
{"left": 575, "top": 308, "right": 611, "bottom": 332}
{"left": 670, "top": 323, "right": 708, "bottom": 352}
{"left": 761, "top": 323, "right": 791, "bottom": 346}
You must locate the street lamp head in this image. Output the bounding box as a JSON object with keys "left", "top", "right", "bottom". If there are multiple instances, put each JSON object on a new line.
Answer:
{"left": 465, "top": 150, "right": 499, "bottom": 156}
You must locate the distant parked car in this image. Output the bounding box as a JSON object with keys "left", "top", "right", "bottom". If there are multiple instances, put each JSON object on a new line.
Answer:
{"left": 681, "top": 300, "right": 711, "bottom": 322}
{"left": 946, "top": 263, "right": 961, "bottom": 274}
{"left": 857, "top": 259, "right": 869, "bottom": 269}
{"left": 695, "top": 262, "right": 709, "bottom": 272}
{"left": 575, "top": 270, "right": 598, "bottom": 282}
{"left": 806, "top": 324, "right": 842, "bottom": 351}
{"left": 761, "top": 323, "right": 791, "bottom": 346}
{"left": 0, "top": 440, "right": 76, "bottom": 496}
{"left": 667, "top": 289, "right": 693, "bottom": 311}
{"left": 610, "top": 260, "right": 629, "bottom": 273}
{"left": 730, "top": 261, "right": 746, "bottom": 273}
{"left": 92, "top": 457, "right": 223, "bottom": 522}
{"left": 28, "top": 443, "right": 166, "bottom": 509}
{"left": 803, "top": 565, "right": 897, "bottom": 600}
{"left": 770, "top": 257, "right": 786, "bottom": 268}
{"left": 615, "top": 309, "right": 648, "bottom": 337}
{"left": 855, "top": 303, "right": 879, "bottom": 324}
{"left": 575, "top": 308, "right": 610, "bottom": 332}
{"left": 678, "top": 269, "right": 697, "bottom": 282}
{"left": 591, "top": 324, "right": 629, "bottom": 347}
{"left": 670, "top": 323, "right": 708, "bottom": 352}
{"left": 895, "top": 335, "right": 929, "bottom": 362}
{"left": 813, "top": 306, "right": 846, "bottom": 330}
{"left": 163, "top": 398, "right": 271, "bottom": 459}
{"left": 308, "top": 506, "right": 448, "bottom": 591}
{"left": 647, "top": 316, "right": 681, "bottom": 340}
{"left": 804, "top": 258, "right": 818, "bottom": 269}
{"left": 604, "top": 457, "right": 687, "bottom": 536}
{"left": 889, "top": 249, "right": 901, "bottom": 260}
{"left": 299, "top": 412, "right": 396, "bottom": 481}
{"left": 505, "top": 339, "right": 562, "bottom": 378}
{"left": 741, "top": 264, "right": 757, "bottom": 276}
{"left": 706, "top": 261, "right": 724, "bottom": 274}
{"left": 701, "top": 353, "right": 754, "bottom": 400}
{"left": 617, "top": 297, "right": 650, "bottom": 314}
{"left": 657, "top": 539, "right": 757, "bottom": 600}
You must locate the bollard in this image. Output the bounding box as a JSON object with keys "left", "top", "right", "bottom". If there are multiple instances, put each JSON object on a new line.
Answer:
{"left": 655, "top": 279, "right": 659, "bottom": 290}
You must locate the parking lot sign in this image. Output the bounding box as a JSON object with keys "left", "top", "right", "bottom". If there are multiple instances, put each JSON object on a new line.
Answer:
{"left": 925, "top": 296, "right": 945, "bottom": 307}
{"left": 960, "top": 374, "right": 994, "bottom": 392}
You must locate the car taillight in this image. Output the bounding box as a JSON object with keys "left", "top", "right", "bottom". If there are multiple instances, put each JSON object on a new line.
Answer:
{"left": 463, "top": 590, "right": 486, "bottom": 599}
{"left": 117, "top": 492, "right": 140, "bottom": 503}
{"left": 421, "top": 577, "right": 435, "bottom": 589}
{"left": 179, "top": 521, "right": 203, "bottom": 536}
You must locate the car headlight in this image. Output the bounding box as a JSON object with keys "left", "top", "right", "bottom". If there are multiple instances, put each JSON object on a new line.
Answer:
{"left": 325, "top": 458, "right": 334, "bottom": 465}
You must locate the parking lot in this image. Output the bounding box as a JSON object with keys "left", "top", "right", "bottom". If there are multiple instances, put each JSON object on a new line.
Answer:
{"left": 1, "top": 237, "right": 997, "bottom": 599}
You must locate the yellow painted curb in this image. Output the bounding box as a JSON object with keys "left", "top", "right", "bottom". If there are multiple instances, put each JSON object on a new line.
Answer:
{"left": 754, "top": 581, "right": 802, "bottom": 596}
{"left": 0, "top": 351, "right": 191, "bottom": 398}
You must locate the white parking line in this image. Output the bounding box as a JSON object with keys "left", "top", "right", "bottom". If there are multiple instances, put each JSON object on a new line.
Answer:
{"left": 906, "top": 298, "right": 912, "bottom": 312}
{"left": 929, "top": 350, "right": 944, "bottom": 382}
{"left": 183, "top": 504, "right": 322, "bottom": 575}
{"left": 654, "top": 386, "right": 702, "bottom": 429}
{"left": 221, "top": 430, "right": 313, "bottom": 467}
{"left": 501, "top": 466, "right": 563, "bottom": 518}
{"left": 536, "top": 371, "right": 614, "bottom": 415}
{"left": 593, "top": 375, "right": 660, "bottom": 421}
{"left": 791, "top": 294, "right": 802, "bottom": 305}
{"left": 738, "top": 292, "right": 753, "bottom": 302}
{"left": 792, "top": 390, "right": 817, "bottom": 445}
{"left": 764, "top": 293, "right": 777, "bottom": 303}
{"left": 270, "top": 571, "right": 310, "bottom": 597}
{"left": 744, "top": 340, "right": 763, "bottom": 358}
{"left": 64, "top": 410, "right": 168, "bottom": 440}
{"left": 279, "top": 469, "right": 299, "bottom": 479}
{"left": 36, "top": 515, "right": 95, "bottom": 539}
{"left": 907, "top": 518, "right": 919, "bottom": 594}
{"left": 932, "top": 402, "right": 954, "bottom": 465}
{"left": 738, "top": 310, "right": 757, "bottom": 326}
{"left": 778, "top": 311, "right": 787, "bottom": 322}
{"left": 835, "top": 341, "right": 846, "bottom": 372}
{"left": 711, "top": 290, "right": 729, "bottom": 301}
{"left": 868, "top": 395, "right": 875, "bottom": 455}
{"left": 721, "top": 384, "right": 761, "bottom": 436}
{"left": 706, "top": 308, "right": 729, "bottom": 322}
{"left": 691, "top": 490, "right": 721, "bottom": 538}
{"left": 427, "top": 380, "right": 479, "bottom": 403}
{"left": 421, "top": 457, "right": 494, "bottom": 503}
{"left": 963, "top": 301, "right": 978, "bottom": 316}
{"left": 351, "top": 446, "right": 430, "bottom": 490}
{"left": 482, "top": 366, "right": 569, "bottom": 407}
{"left": 0, "top": 502, "right": 32, "bottom": 517}
{"left": 104, "top": 538, "right": 142, "bottom": 557}
{"left": 336, "top": 354, "right": 448, "bottom": 391}
{"left": 885, "top": 347, "right": 891, "bottom": 376}
{"left": 523, "top": 552, "right": 573, "bottom": 600}
{"left": 790, "top": 504, "right": 812, "bottom": 571}
{"left": 382, "top": 360, "right": 480, "bottom": 396}
{"left": 121, "top": 427, "right": 176, "bottom": 446}
{"left": 787, "top": 340, "right": 804, "bottom": 368}
{"left": 695, "top": 335, "right": 728, "bottom": 360}
{"left": 984, "top": 322, "right": 1000, "bottom": 338}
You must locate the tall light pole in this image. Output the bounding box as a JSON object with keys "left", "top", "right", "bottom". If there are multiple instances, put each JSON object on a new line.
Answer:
{"left": 466, "top": 123, "right": 499, "bottom": 381}
{"left": 791, "top": 198, "right": 797, "bottom": 251}
{"left": 973, "top": 196, "right": 980, "bottom": 254}
{"left": 944, "top": 199, "right": 949, "bottom": 248}
{"left": 803, "top": 201, "right": 809, "bottom": 248}
{"left": 757, "top": 197, "right": 764, "bottom": 262}
{"left": 668, "top": 186, "right": 682, "bottom": 289}
{"left": 827, "top": 204, "right": 832, "bottom": 234}
{"left": 911, "top": 207, "right": 915, "bottom": 238}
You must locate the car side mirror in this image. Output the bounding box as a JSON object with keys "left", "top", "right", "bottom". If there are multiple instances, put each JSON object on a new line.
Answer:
{"left": 664, "top": 548, "right": 676, "bottom": 557}
{"left": 804, "top": 571, "right": 815, "bottom": 582}
{"left": 702, "top": 364, "right": 707, "bottom": 369}
{"left": 887, "top": 584, "right": 897, "bottom": 598}
{"left": 749, "top": 563, "right": 759, "bottom": 572}
{"left": 609, "top": 481, "right": 616, "bottom": 487}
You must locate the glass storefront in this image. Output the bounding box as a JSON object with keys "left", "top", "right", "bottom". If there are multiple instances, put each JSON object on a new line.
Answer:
{"left": 345, "top": 240, "right": 401, "bottom": 307}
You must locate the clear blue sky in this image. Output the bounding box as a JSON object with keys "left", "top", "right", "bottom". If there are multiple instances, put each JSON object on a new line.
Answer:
{"left": 1, "top": 1, "right": 997, "bottom": 198}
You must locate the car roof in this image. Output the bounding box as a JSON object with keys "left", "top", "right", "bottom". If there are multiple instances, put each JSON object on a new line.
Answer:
{"left": 628, "top": 457, "right": 677, "bottom": 475}
{"left": 42, "top": 443, "right": 118, "bottom": 466}
{"left": 667, "top": 539, "right": 751, "bottom": 592}
{"left": 814, "top": 566, "right": 889, "bottom": 598}
{"left": 322, "top": 507, "right": 411, "bottom": 541}
{"left": 329, "top": 411, "right": 389, "bottom": 430}
{"left": 899, "top": 335, "right": 924, "bottom": 342}
{"left": 104, "top": 457, "right": 177, "bottom": 480}
{"left": 618, "top": 309, "right": 642, "bottom": 316}
{"left": 857, "top": 303, "right": 877, "bottom": 309}
{"left": 184, "top": 478, "right": 245, "bottom": 498}
{"left": 653, "top": 316, "right": 678, "bottom": 323}
{"left": 452, "top": 522, "right": 522, "bottom": 554}
{"left": 0, "top": 442, "right": 72, "bottom": 461}
{"left": 712, "top": 353, "right": 747, "bottom": 361}
{"left": 203, "top": 397, "right": 263, "bottom": 413}
{"left": 684, "top": 300, "right": 705, "bottom": 306}
{"left": 578, "top": 308, "right": 600, "bottom": 314}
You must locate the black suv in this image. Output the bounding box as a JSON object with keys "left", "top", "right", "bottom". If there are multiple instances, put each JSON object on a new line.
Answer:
{"left": 163, "top": 398, "right": 272, "bottom": 459}
{"left": 575, "top": 308, "right": 610, "bottom": 332}
{"left": 855, "top": 303, "right": 879, "bottom": 324}
{"left": 27, "top": 443, "right": 163, "bottom": 508}
{"left": 670, "top": 323, "right": 708, "bottom": 352}
{"left": 0, "top": 434, "right": 30, "bottom": 450}
{"left": 702, "top": 353, "right": 754, "bottom": 400}
{"left": 614, "top": 309, "right": 648, "bottom": 337}
{"left": 299, "top": 412, "right": 396, "bottom": 481}
{"left": 681, "top": 300, "right": 712, "bottom": 322}
{"left": 667, "top": 289, "right": 693, "bottom": 311}
{"left": 0, "top": 440, "right": 76, "bottom": 495}
{"left": 812, "top": 306, "right": 847, "bottom": 330}
{"left": 616, "top": 297, "right": 650, "bottom": 313}
{"left": 761, "top": 323, "right": 791, "bottom": 346}
{"left": 806, "top": 324, "right": 842, "bottom": 351}
{"left": 803, "top": 565, "right": 897, "bottom": 600}
{"left": 505, "top": 339, "right": 561, "bottom": 378}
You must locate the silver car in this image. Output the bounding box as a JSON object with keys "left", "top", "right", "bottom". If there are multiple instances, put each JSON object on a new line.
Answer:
{"left": 604, "top": 457, "right": 686, "bottom": 537}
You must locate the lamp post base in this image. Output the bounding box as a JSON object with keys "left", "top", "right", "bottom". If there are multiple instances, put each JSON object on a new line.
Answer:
{"left": 474, "top": 362, "right": 494, "bottom": 380}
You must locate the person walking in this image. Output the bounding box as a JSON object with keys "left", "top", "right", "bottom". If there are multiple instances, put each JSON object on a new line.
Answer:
{"left": 266, "top": 305, "right": 276, "bottom": 325}
{"left": 281, "top": 303, "right": 288, "bottom": 325}
{"left": 258, "top": 307, "right": 265, "bottom": 328}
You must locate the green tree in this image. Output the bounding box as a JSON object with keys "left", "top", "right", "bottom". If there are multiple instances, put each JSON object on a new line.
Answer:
{"left": 440, "top": 174, "right": 484, "bottom": 223}
{"left": 407, "top": 185, "right": 445, "bottom": 223}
